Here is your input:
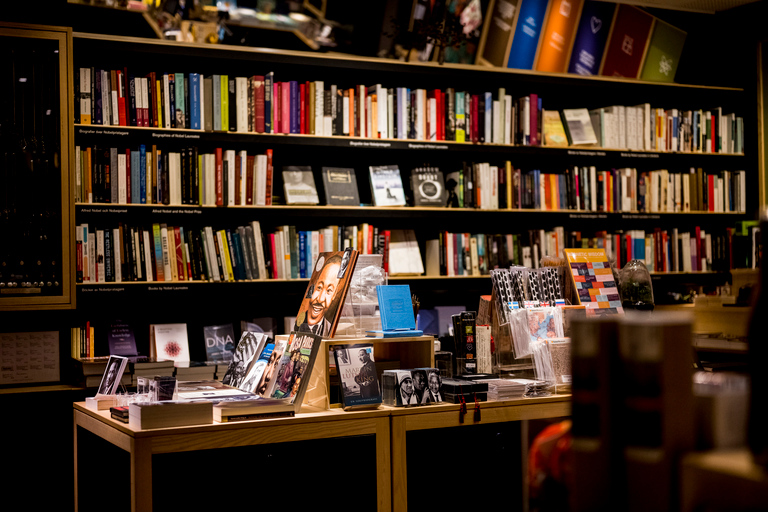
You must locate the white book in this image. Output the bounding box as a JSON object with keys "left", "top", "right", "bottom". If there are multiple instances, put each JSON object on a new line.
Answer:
{"left": 143, "top": 230, "right": 153, "bottom": 281}
{"left": 396, "top": 88, "right": 406, "bottom": 140}
{"left": 504, "top": 95, "right": 512, "bottom": 145}
{"left": 342, "top": 94, "right": 350, "bottom": 135}
{"left": 523, "top": 96, "right": 530, "bottom": 145}
{"left": 101, "top": 70, "right": 110, "bottom": 125}
{"left": 254, "top": 154, "right": 267, "bottom": 206}
{"left": 358, "top": 85, "right": 366, "bottom": 138}
{"left": 562, "top": 109, "right": 598, "bottom": 146}
{"left": 170, "top": 153, "right": 181, "bottom": 205}
{"left": 226, "top": 150, "right": 236, "bottom": 206}
{"left": 626, "top": 106, "right": 637, "bottom": 150}
{"left": 493, "top": 100, "right": 501, "bottom": 144}
{"left": 314, "top": 81, "right": 324, "bottom": 136}
{"left": 283, "top": 226, "right": 292, "bottom": 279}
{"left": 590, "top": 166, "right": 597, "bottom": 211}
{"left": 681, "top": 232, "right": 691, "bottom": 271}
{"left": 377, "top": 84, "right": 387, "bottom": 139}
{"left": 682, "top": 173, "right": 691, "bottom": 211}
{"left": 204, "top": 226, "right": 221, "bottom": 282}
{"left": 160, "top": 225, "right": 172, "bottom": 281}
{"left": 152, "top": 323, "right": 190, "bottom": 363}
{"left": 310, "top": 230, "right": 320, "bottom": 271}
{"left": 635, "top": 103, "right": 652, "bottom": 150}
{"left": 112, "top": 227, "right": 122, "bottom": 282}
{"left": 236, "top": 77, "right": 248, "bottom": 132}
{"left": 429, "top": 97, "right": 437, "bottom": 140}
{"left": 446, "top": 233, "right": 454, "bottom": 276}
{"left": 96, "top": 229, "right": 105, "bottom": 283}
{"left": 388, "top": 229, "right": 424, "bottom": 276}
{"left": 387, "top": 88, "right": 394, "bottom": 140}
{"left": 118, "top": 154, "right": 127, "bottom": 204}
{"left": 366, "top": 96, "right": 373, "bottom": 139}
{"left": 415, "top": 90, "right": 425, "bottom": 140}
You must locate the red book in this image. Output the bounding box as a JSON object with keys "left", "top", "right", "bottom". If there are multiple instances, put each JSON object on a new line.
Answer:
{"left": 470, "top": 94, "right": 478, "bottom": 143}
{"left": 530, "top": 93, "right": 538, "bottom": 146}
{"left": 437, "top": 90, "right": 444, "bottom": 141}
{"left": 383, "top": 230, "right": 390, "bottom": 274}
{"left": 174, "top": 226, "right": 186, "bottom": 280}
{"left": 299, "top": 82, "right": 306, "bottom": 134}
{"left": 662, "top": 231, "right": 669, "bottom": 272}
{"left": 707, "top": 174, "right": 715, "bottom": 212}
{"left": 600, "top": 4, "right": 654, "bottom": 78}
{"left": 254, "top": 75, "right": 265, "bottom": 133}
{"left": 281, "top": 82, "right": 291, "bottom": 134}
{"left": 125, "top": 148, "right": 131, "bottom": 203}
{"left": 269, "top": 233, "right": 278, "bottom": 279}
{"left": 246, "top": 155, "right": 254, "bottom": 205}
{"left": 76, "top": 241, "right": 83, "bottom": 283}
{"left": 367, "top": 224, "right": 374, "bottom": 254}
{"left": 305, "top": 81, "right": 311, "bottom": 134}
{"left": 86, "top": 321, "right": 91, "bottom": 358}
{"left": 117, "top": 69, "right": 128, "bottom": 126}
{"left": 215, "top": 147, "right": 223, "bottom": 206}
{"left": 265, "top": 149, "right": 273, "bottom": 206}
{"left": 149, "top": 72, "right": 158, "bottom": 127}
{"left": 348, "top": 88, "right": 355, "bottom": 137}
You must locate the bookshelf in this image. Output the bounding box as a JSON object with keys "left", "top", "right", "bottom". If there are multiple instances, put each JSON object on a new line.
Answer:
{"left": 68, "top": 31, "right": 756, "bottom": 329}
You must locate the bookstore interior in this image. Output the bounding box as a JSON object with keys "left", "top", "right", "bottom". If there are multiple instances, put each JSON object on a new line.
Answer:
{"left": 3, "top": 0, "right": 768, "bottom": 510}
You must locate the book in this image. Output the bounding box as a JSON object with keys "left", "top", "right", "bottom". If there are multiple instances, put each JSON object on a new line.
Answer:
{"left": 477, "top": 0, "right": 522, "bottom": 67}
{"left": 202, "top": 323, "right": 237, "bottom": 363}
{"left": 294, "top": 248, "right": 359, "bottom": 338}
{"left": 221, "top": 331, "right": 268, "bottom": 391}
{"left": 561, "top": 108, "right": 598, "bottom": 145}
{"left": 128, "top": 400, "right": 213, "bottom": 430}
{"left": 150, "top": 323, "right": 190, "bottom": 363}
{"left": 638, "top": 18, "right": 686, "bottom": 83}
{"left": 388, "top": 229, "right": 424, "bottom": 276}
{"left": 96, "top": 355, "right": 129, "bottom": 396}
{"left": 106, "top": 321, "right": 137, "bottom": 357}
{"left": 255, "top": 335, "right": 288, "bottom": 397}
{"left": 507, "top": 0, "right": 552, "bottom": 70}
{"left": 535, "top": 0, "right": 584, "bottom": 73}
{"left": 271, "top": 331, "right": 322, "bottom": 401}
{"left": 282, "top": 166, "right": 320, "bottom": 205}
{"left": 410, "top": 168, "right": 447, "bottom": 207}
{"left": 239, "top": 336, "right": 276, "bottom": 393}
{"left": 369, "top": 165, "right": 406, "bottom": 207}
{"left": 175, "top": 379, "right": 253, "bottom": 400}
{"left": 567, "top": 0, "right": 616, "bottom": 75}
{"left": 213, "top": 397, "right": 296, "bottom": 422}
{"left": 542, "top": 110, "right": 568, "bottom": 147}
{"left": 378, "top": 284, "right": 417, "bottom": 331}
{"left": 322, "top": 167, "right": 360, "bottom": 206}
{"left": 563, "top": 247, "right": 623, "bottom": 316}
{"left": 599, "top": 4, "right": 654, "bottom": 79}
{"left": 333, "top": 344, "right": 382, "bottom": 410}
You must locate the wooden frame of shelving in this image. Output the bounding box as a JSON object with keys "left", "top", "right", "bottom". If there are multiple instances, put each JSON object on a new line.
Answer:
{"left": 0, "top": 23, "right": 75, "bottom": 311}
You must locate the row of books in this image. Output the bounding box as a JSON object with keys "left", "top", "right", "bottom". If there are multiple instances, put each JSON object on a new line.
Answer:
{"left": 454, "top": 164, "right": 747, "bottom": 213}
{"left": 74, "top": 145, "right": 274, "bottom": 206}
{"left": 481, "top": 2, "right": 685, "bottom": 83}
{"left": 75, "top": 220, "right": 400, "bottom": 284}
{"left": 74, "top": 66, "right": 742, "bottom": 154}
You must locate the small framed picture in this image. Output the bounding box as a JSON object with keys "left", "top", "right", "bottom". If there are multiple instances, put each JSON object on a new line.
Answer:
{"left": 96, "top": 356, "right": 128, "bottom": 397}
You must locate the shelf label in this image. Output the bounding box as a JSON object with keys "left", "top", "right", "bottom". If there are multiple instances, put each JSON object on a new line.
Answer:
{"left": 77, "top": 128, "right": 130, "bottom": 136}
{"left": 569, "top": 213, "right": 608, "bottom": 219}
{"left": 567, "top": 150, "right": 607, "bottom": 157}
{"left": 80, "top": 286, "right": 126, "bottom": 293}
{"left": 152, "top": 132, "right": 201, "bottom": 139}
{"left": 148, "top": 285, "right": 190, "bottom": 291}
{"left": 348, "top": 140, "right": 393, "bottom": 148}
{"left": 78, "top": 207, "right": 130, "bottom": 214}
{"left": 620, "top": 152, "right": 660, "bottom": 158}
{"left": 407, "top": 143, "right": 450, "bottom": 150}
{"left": 150, "top": 208, "right": 203, "bottom": 214}
{"left": 622, "top": 214, "right": 661, "bottom": 220}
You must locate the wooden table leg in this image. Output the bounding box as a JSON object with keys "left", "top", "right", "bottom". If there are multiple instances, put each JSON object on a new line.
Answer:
{"left": 131, "top": 437, "right": 152, "bottom": 512}
{"left": 391, "top": 416, "right": 408, "bottom": 512}
{"left": 376, "top": 417, "right": 392, "bottom": 512}
{"left": 73, "top": 411, "right": 79, "bottom": 512}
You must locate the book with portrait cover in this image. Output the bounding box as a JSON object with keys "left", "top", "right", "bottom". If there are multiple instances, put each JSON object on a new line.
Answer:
{"left": 322, "top": 167, "right": 360, "bottom": 206}
{"left": 271, "top": 331, "right": 322, "bottom": 403}
{"left": 282, "top": 165, "right": 320, "bottom": 205}
{"left": 238, "top": 336, "right": 276, "bottom": 393}
{"left": 149, "top": 323, "right": 190, "bottom": 363}
{"left": 369, "top": 165, "right": 406, "bottom": 206}
{"left": 96, "top": 355, "right": 129, "bottom": 397}
{"left": 293, "top": 248, "right": 359, "bottom": 338}
{"left": 255, "top": 335, "right": 289, "bottom": 397}
{"left": 203, "top": 323, "right": 237, "bottom": 363}
{"left": 221, "top": 331, "right": 269, "bottom": 390}
{"left": 333, "top": 344, "right": 382, "bottom": 410}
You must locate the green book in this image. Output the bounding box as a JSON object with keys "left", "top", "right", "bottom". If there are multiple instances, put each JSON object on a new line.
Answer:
{"left": 639, "top": 20, "right": 687, "bottom": 83}
{"left": 220, "top": 75, "right": 229, "bottom": 132}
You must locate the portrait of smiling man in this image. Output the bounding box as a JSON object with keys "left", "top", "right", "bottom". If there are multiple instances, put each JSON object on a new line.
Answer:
{"left": 297, "top": 253, "right": 344, "bottom": 337}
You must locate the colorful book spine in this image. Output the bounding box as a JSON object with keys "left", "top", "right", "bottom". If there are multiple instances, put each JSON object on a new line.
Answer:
{"left": 567, "top": 0, "right": 616, "bottom": 75}
{"left": 535, "top": 0, "right": 584, "bottom": 73}
{"left": 507, "top": 0, "right": 551, "bottom": 70}
{"left": 189, "top": 73, "right": 201, "bottom": 130}
{"left": 599, "top": 4, "right": 654, "bottom": 78}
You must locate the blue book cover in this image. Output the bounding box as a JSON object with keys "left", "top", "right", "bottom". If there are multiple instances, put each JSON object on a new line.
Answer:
{"left": 290, "top": 81, "right": 299, "bottom": 134}
{"left": 377, "top": 285, "right": 417, "bottom": 331}
{"left": 174, "top": 72, "right": 186, "bottom": 128}
{"left": 190, "top": 73, "right": 201, "bottom": 130}
{"left": 456, "top": 234, "right": 464, "bottom": 276}
{"left": 265, "top": 72, "right": 273, "bottom": 133}
{"left": 232, "top": 231, "right": 246, "bottom": 281}
{"left": 298, "top": 231, "right": 307, "bottom": 278}
{"left": 139, "top": 145, "right": 146, "bottom": 204}
{"left": 568, "top": 0, "right": 616, "bottom": 75}
{"left": 507, "top": 0, "right": 550, "bottom": 70}
{"left": 131, "top": 151, "right": 140, "bottom": 204}
{"left": 633, "top": 234, "right": 645, "bottom": 260}
{"left": 212, "top": 75, "right": 221, "bottom": 131}
{"left": 484, "top": 92, "right": 492, "bottom": 141}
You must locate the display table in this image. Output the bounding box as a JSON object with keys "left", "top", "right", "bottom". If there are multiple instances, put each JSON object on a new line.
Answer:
{"left": 73, "top": 395, "right": 570, "bottom": 512}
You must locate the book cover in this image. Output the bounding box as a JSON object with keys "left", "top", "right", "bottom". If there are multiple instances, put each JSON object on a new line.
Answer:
{"left": 507, "top": 0, "right": 551, "bottom": 70}
{"left": 599, "top": 4, "right": 654, "bottom": 78}
{"left": 535, "top": 0, "right": 584, "bottom": 73}
{"left": 638, "top": 18, "right": 686, "bottom": 83}
{"left": 564, "top": 247, "right": 623, "bottom": 315}
{"left": 221, "top": 331, "right": 268, "bottom": 390}
{"left": 411, "top": 168, "right": 447, "bottom": 207}
{"left": 542, "top": 110, "right": 568, "bottom": 146}
{"left": 151, "top": 323, "right": 190, "bottom": 363}
{"left": 567, "top": 0, "right": 616, "bottom": 75}
{"left": 239, "top": 336, "right": 276, "bottom": 393}
{"left": 322, "top": 167, "right": 360, "bottom": 206}
{"left": 478, "top": 0, "right": 522, "bottom": 67}
{"left": 282, "top": 166, "right": 320, "bottom": 205}
{"left": 561, "top": 108, "right": 598, "bottom": 145}
{"left": 254, "top": 335, "right": 288, "bottom": 397}
{"left": 293, "top": 248, "right": 358, "bottom": 338}
{"left": 203, "top": 323, "right": 237, "bottom": 363}
{"left": 377, "top": 285, "right": 417, "bottom": 331}
{"left": 96, "top": 355, "right": 129, "bottom": 397}
{"left": 107, "top": 321, "right": 138, "bottom": 357}
{"left": 369, "top": 165, "right": 406, "bottom": 206}
{"left": 333, "top": 344, "right": 382, "bottom": 409}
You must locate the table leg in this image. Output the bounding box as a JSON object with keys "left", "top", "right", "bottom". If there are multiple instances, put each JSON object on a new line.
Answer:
{"left": 131, "top": 437, "right": 152, "bottom": 512}
{"left": 391, "top": 416, "right": 408, "bottom": 512}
